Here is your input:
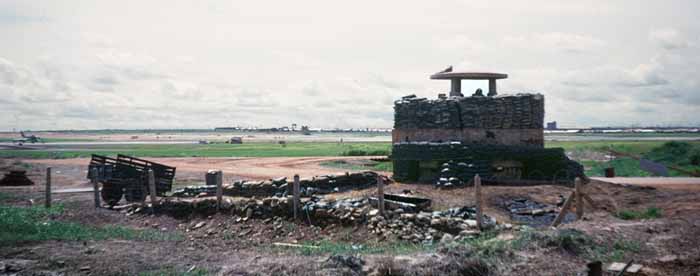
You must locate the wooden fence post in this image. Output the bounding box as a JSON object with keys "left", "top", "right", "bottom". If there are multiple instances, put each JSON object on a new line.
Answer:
{"left": 293, "top": 174, "right": 300, "bottom": 220}
{"left": 377, "top": 176, "right": 385, "bottom": 216}
{"left": 474, "top": 174, "right": 483, "bottom": 230}
{"left": 45, "top": 167, "right": 52, "bottom": 208}
{"left": 552, "top": 191, "right": 575, "bottom": 227}
{"left": 575, "top": 177, "right": 584, "bottom": 219}
{"left": 91, "top": 168, "right": 100, "bottom": 208}
{"left": 216, "top": 170, "right": 223, "bottom": 211}
{"left": 148, "top": 169, "right": 157, "bottom": 209}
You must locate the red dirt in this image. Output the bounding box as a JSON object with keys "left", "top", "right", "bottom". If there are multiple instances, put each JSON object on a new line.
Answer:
{"left": 2, "top": 158, "right": 700, "bottom": 275}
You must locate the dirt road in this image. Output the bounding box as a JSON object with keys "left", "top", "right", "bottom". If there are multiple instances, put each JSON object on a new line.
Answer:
{"left": 21, "top": 156, "right": 384, "bottom": 188}
{"left": 591, "top": 176, "right": 700, "bottom": 190}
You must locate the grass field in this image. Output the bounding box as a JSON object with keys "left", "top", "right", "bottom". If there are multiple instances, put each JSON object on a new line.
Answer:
{"left": 1, "top": 139, "right": 698, "bottom": 177}
{"left": 0, "top": 142, "right": 391, "bottom": 159}
{"left": 3, "top": 140, "right": 698, "bottom": 159}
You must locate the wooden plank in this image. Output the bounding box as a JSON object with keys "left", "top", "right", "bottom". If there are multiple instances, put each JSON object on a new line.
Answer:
{"left": 551, "top": 191, "right": 575, "bottom": 227}
{"left": 45, "top": 167, "right": 52, "bottom": 208}
{"left": 475, "top": 174, "right": 483, "bottom": 230}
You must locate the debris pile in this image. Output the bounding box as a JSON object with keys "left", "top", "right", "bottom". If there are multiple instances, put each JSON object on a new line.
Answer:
{"left": 504, "top": 197, "right": 574, "bottom": 227}
{"left": 172, "top": 171, "right": 388, "bottom": 198}
{"left": 0, "top": 170, "right": 34, "bottom": 186}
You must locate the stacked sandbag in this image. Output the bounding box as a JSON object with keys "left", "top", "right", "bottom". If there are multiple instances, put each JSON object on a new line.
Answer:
{"left": 394, "top": 93, "right": 544, "bottom": 129}
{"left": 392, "top": 142, "right": 584, "bottom": 184}
{"left": 171, "top": 171, "right": 386, "bottom": 198}
{"left": 435, "top": 160, "right": 491, "bottom": 188}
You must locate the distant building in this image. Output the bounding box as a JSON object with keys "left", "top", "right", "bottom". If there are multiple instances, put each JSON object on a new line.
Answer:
{"left": 546, "top": 121, "right": 557, "bottom": 130}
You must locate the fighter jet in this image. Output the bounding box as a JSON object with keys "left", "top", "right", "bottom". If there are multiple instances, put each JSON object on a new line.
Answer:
{"left": 12, "top": 131, "right": 42, "bottom": 145}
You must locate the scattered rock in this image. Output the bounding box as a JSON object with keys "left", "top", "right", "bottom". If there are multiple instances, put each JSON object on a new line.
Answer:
{"left": 193, "top": 221, "right": 206, "bottom": 230}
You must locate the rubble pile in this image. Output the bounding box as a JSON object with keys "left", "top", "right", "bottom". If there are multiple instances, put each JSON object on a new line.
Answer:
{"left": 367, "top": 206, "right": 496, "bottom": 243}
{"left": 128, "top": 193, "right": 496, "bottom": 243}
{"left": 394, "top": 93, "right": 544, "bottom": 129}
{"left": 0, "top": 170, "right": 34, "bottom": 186}
{"left": 172, "top": 171, "right": 387, "bottom": 198}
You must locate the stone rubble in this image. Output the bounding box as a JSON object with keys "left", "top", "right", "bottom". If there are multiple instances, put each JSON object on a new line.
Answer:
{"left": 127, "top": 194, "right": 496, "bottom": 243}
{"left": 172, "top": 171, "right": 388, "bottom": 198}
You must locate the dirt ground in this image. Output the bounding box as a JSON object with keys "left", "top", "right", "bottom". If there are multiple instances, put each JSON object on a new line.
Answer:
{"left": 20, "top": 156, "right": 384, "bottom": 188}
{"left": 2, "top": 157, "right": 700, "bottom": 275}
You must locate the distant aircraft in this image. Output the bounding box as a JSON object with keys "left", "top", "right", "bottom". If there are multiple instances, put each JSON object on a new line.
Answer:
{"left": 12, "top": 131, "right": 42, "bottom": 145}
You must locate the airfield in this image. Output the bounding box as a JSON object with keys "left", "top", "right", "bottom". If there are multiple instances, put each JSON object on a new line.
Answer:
{"left": 1, "top": 130, "right": 700, "bottom": 275}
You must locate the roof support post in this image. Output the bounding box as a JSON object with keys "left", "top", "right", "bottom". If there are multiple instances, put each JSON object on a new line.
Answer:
{"left": 450, "top": 79, "right": 461, "bottom": 97}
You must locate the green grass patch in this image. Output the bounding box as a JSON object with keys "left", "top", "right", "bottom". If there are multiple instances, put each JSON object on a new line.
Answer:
{"left": 0, "top": 142, "right": 392, "bottom": 159}
{"left": 2, "top": 140, "right": 699, "bottom": 160}
{"left": 0, "top": 205, "right": 182, "bottom": 244}
{"left": 616, "top": 207, "right": 663, "bottom": 220}
{"left": 588, "top": 157, "right": 651, "bottom": 177}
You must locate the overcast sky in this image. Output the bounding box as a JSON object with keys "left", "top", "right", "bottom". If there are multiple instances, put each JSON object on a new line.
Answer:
{"left": 1, "top": 0, "right": 699, "bottom": 130}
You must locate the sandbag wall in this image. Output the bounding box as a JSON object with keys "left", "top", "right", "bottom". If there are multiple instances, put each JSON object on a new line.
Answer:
{"left": 172, "top": 171, "right": 384, "bottom": 198}
{"left": 392, "top": 143, "right": 584, "bottom": 184}
{"left": 394, "top": 94, "right": 544, "bottom": 130}
{"left": 392, "top": 94, "right": 545, "bottom": 147}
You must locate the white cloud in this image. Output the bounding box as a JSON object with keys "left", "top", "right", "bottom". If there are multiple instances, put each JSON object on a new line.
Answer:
{"left": 0, "top": 0, "right": 699, "bottom": 129}
{"left": 649, "top": 28, "right": 691, "bottom": 50}
{"left": 503, "top": 32, "right": 606, "bottom": 53}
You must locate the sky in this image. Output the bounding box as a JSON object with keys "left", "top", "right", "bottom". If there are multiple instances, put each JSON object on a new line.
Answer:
{"left": 1, "top": 0, "right": 699, "bottom": 130}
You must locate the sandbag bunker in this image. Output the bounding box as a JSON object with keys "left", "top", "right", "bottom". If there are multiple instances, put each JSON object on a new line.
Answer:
{"left": 391, "top": 69, "right": 585, "bottom": 186}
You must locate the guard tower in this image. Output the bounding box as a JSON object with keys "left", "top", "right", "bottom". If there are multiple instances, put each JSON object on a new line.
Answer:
{"left": 391, "top": 68, "right": 584, "bottom": 185}
{"left": 430, "top": 71, "right": 508, "bottom": 97}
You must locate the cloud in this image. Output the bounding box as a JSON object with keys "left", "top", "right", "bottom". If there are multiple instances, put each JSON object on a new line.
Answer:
{"left": 0, "top": 1, "right": 699, "bottom": 129}
{"left": 649, "top": 28, "right": 691, "bottom": 50}
{"left": 503, "top": 32, "right": 606, "bottom": 53}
